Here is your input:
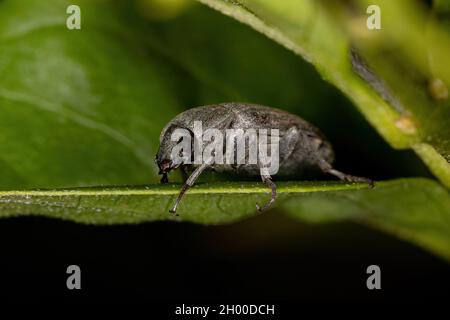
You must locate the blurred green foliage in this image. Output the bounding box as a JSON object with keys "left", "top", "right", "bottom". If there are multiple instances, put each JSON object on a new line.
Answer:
{"left": 0, "top": 0, "right": 435, "bottom": 189}
{"left": 0, "top": 0, "right": 347, "bottom": 189}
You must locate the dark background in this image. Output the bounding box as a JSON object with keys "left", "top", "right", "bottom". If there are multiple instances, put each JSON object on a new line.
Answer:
{"left": 0, "top": 213, "right": 448, "bottom": 302}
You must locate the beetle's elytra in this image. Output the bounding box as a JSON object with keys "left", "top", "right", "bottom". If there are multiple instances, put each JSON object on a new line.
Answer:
{"left": 156, "top": 103, "right": 373, "bottom": 214}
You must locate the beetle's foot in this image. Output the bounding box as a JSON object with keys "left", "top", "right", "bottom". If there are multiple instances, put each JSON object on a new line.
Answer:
{"left": 169, "top": 209, "right": 179, "bottom": 217}
{"left": 342, "top": 173, "right": 374, "bottom": 187}
{"left": 169, "top": 203, "right": 179, "bottom": 215}
{"left": 160, "top": 173, "right": 169, "bottom": 184}
{"left": 328, "top": 169, "right": 374, "bottom": 188}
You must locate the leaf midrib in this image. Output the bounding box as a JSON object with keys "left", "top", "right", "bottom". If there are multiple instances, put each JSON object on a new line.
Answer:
{"left": 0, "top": 181, "right": 372, "bottom": 197}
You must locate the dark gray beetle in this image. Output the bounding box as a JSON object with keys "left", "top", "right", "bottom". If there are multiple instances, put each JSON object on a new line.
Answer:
{"left": 156, "top": 103, "right": 372, "bottom": 214}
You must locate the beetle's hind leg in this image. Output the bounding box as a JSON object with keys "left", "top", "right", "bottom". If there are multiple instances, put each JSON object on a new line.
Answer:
{"left": 318, "top": 159, "right": 374, "bottom": 187}
{"left": 327, "top": 168, "right": 374, "bottom": 186}
{"left": 256, "top": 175, "right": 277, "bottom": 212}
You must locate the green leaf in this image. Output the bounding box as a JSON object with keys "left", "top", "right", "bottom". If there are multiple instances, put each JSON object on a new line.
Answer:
{"left": 1, "top": 178, "right": 449, "bottom": 260}
{"left": 196, "top": 0, "right": 450, "bottom": 188}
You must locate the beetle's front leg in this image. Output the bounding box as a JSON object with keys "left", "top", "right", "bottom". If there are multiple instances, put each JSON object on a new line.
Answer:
{"left": 170, "top": 163, "right": 209, "bottom": 215}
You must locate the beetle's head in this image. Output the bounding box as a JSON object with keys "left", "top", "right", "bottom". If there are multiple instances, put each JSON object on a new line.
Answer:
{"left": 155, "top": 141, "right": 178, "bottom": 175}
{"left": 155, "top": 124, "right": 193, "bottom": 182}
{"left": 155, "top": 146, "right": 177, "bottom": 184}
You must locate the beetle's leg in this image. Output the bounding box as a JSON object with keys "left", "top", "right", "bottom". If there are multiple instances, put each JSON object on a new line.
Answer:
{"left": 170, "top": 163, "right": 208, "bottom": 215}
{"left": 256, "top": 175, "right": 277, "bottom": 212}
{"left": 318, "top": 159, "right": 374, "bottom": 187}
{"left": 327, "top": 168, "right": 374, "bottom": 186}
{"left": 169, "top": 114, "right": 234, "bottom": 215}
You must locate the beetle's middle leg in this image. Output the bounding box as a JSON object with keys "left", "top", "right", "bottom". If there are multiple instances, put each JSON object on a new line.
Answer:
{"left": 256, "top": 174, "right": 277, "bottom": 212}
{"left": 318, "top": 159, "right": 374, "bottom": 187}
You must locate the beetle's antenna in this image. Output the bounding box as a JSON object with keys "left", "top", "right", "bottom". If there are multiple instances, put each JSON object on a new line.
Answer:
{"left": 170, "top": 163, "right": 208, "bottom": 214}
{"left": 256, "top": 175, "right": 277, "bottom": 212}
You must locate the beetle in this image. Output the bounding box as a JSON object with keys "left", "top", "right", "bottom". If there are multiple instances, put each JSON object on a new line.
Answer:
{"left": 156, "top": 103, "right": 373, "bottom": 214}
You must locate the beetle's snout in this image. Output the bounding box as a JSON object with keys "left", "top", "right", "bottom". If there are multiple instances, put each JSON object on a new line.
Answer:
{"left": 158, "top": 159, "right": 173, "bottom": 174}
